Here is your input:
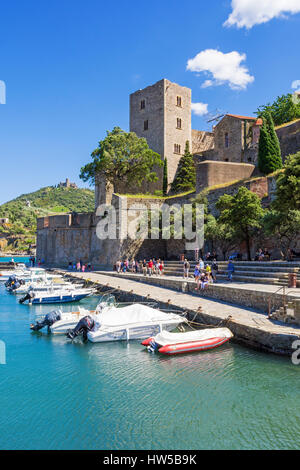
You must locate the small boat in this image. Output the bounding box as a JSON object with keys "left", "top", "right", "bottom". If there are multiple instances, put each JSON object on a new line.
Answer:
{"left": 19, "top": 287, "right": 95, "bottom": 304}
{"left": 10, "top": 281, "right": 81, "bottom": 294}
{"left": 30, "top": 296, "right": 117, "bottom": 334}
{"left": 142, "top": 327, "right": 233, "bottom": 354}
{"left": 86, "top": 303, "right": 186, "bottom": 343}
{"left": 0, "top": 268, "right": 27, "bottom": 281}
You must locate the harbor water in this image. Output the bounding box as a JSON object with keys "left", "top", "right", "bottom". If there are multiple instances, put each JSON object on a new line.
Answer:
{"left": 0, "top": 280, "right": 299, "bottom": 450}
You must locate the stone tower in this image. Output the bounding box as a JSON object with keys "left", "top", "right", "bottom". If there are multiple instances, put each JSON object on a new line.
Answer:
{"left": 130, "top": 79, "right": 192, "bottom": 191}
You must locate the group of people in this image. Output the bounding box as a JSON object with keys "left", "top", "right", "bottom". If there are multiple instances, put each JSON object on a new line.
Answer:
{"left": 254, "top": 248, "right": 271, "bottom": 261}
{"left": 68, "top": 260, "right": 93, "bottom": 272}
{"left": 115, "top": 259, "right": 165, "bottom": 276}
{"left": 29, "top": 256, "right": 44, "bottom": 267}
{"left": 188, "top": 258, "right": 219, "bottom": 290}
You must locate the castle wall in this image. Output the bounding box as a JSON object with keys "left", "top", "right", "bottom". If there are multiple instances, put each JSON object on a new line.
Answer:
{"left": 195, "top": 160, "right": 255, "bottom": 193}
{"left": 276, "top": 120, "right": 300, "bottom": 160}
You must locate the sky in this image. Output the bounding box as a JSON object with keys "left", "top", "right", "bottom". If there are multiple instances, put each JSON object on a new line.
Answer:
{"left": 0, "top": 0, "right": 299, "bottom": 204}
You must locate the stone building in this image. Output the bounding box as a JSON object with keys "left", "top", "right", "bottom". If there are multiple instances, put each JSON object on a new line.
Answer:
{"left": 196, "top": 114, "right": 263, "bottom": 165}
{"left": 130, "top": 79, "right": 192, "bottom": 191}
{"left": 58, "top": 178, "right": 77, "bottom": 189}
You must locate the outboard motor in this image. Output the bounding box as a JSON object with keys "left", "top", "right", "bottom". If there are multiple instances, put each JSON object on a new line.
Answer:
{"left": 66, "top": 315, "right": 95, "bottom": 342}
{"left": 30, "top": 310, "right": 62, "bottom": 332}
{"left": 19, "top": 291, "right": 35, "bottom": 304}
{"left": 5, "top": 275, "right": 17, "bottom": 288}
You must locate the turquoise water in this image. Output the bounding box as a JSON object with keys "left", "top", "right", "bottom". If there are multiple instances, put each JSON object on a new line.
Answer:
{"left": 0, "top": 256, "right": 30, "bottom": 264}
{"left": 0, "top": 282, "right": 300, "bottom": 450}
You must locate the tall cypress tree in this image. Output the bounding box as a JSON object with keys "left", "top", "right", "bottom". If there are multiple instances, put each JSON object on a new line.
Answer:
{"left": 163, "top": 158, "right": 168, "bottom": 196}
{"left": 171, "top": 141, "right": 196, "bottom": 193}
{"left": 258, "top": 111, "right": 282, "bottom": 175}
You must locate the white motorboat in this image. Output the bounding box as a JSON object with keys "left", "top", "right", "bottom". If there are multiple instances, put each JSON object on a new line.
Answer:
{"left": 86, "top": 303, "right": 186, "bottom": 343}
{"left": 0, "top": 268, "right": 27, "bottom": 281}
{"left": 11, "top": 280, "right": 81, "bottom": 294}
{"left": 19, "top": 287, "right": 96, "bottom": 304}
{"left": 31, "top": 297, "right": 117, "bottom": 334}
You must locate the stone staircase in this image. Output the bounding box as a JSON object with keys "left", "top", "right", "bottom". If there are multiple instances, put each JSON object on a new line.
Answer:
{"left": 162, "top": 260, "right": 300, "bottom": 286}
{"left": 269, "top": 299, "right": 300, "bottom": 324}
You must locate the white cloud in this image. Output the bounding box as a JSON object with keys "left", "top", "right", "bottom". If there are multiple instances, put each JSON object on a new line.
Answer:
{"left": 292, "top": 79, "right": 300, "bottom": 89}
{"left": 224, "top": 0, "right": 300, "bottom": 29}
{"left": 187, "top": 49, "right": 254, "bottom": 90}
{"left": 191, "top": 102, "right": 208, "bottom": 116}
{"left": 201, "top": 80, "right": 213, "bottom": 88}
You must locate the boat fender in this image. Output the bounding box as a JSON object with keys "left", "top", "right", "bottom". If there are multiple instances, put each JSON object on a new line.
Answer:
{"left": 141, "top": 337, "right": 154, "bottom": 347}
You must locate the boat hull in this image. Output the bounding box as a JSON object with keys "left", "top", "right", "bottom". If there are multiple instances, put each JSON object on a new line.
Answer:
{"left": 88, "top": 320, "right": 181, "bottom": 343}
{"left": 30, "top": 294, "right": 91, "bottom": 304}
{"left": 158, "top": 336, "right": 230, "bottom": 355}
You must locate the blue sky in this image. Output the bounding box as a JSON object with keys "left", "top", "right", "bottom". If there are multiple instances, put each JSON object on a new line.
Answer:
{"left": 0, "top": 0, "right": 299, "bottom": 203}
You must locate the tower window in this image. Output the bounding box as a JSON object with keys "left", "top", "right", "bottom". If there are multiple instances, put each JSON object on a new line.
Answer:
{"left": 225, "top": 133, "right": 229, "bottom": 148}
{"left": 144, "top": 120, "right": 148, "bottom": 131}
{"left": 140, "top": 100, "right": 145, "bottom": 109}
{"left": 176, "top": 96, "right": 182, "bottom": 107}
{"left": 176, "top": 118, "right": 182, "bottom": 129}
{"left": 174, "top": 144, "right": 181, "bottom": 154}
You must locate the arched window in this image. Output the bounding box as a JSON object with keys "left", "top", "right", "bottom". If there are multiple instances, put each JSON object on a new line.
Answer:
{"left": 225, "top": 133, "right": 229, "bottom": 148}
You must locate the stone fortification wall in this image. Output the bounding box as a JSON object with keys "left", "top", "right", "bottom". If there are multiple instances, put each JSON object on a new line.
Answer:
{"left": 195, "top": 160, "right": 255, "bottom": 192}
{"left": 276, "top": 120, "right": 300, "bottom": 160}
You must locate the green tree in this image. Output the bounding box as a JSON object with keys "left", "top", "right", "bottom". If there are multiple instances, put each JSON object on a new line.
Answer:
{"left": 205, "top": 214, "right": 238, "bottom": 260}
{"left": 80, "top": 127, "right": 162, "bottom": 189}
{"left": 263, "top": 209, "right": 300, "bottom": 258}
{"left": 163, "top": 158, "right": 168, "bottom": 196}
{"left": 171, "top": 141, "right": 196, "bottom": 193}
{"left": 258, "top": 112, "right": 282, "bottom": 175}
{"left": 257, "top": 93, "right": 300, "bottom": 126}
{"left": 273, "top": 151, "right": 300, "bottom": 211}
{"left": 216, "top": 186, "right": 264, "bottom": 260}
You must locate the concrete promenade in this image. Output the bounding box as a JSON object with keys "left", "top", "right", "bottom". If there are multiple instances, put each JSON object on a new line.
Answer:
{"left": 96, "top": 271, "right": 299, "bottom": 314}
{"left": 54, "top": 269, "right": 300, "bottom": 356}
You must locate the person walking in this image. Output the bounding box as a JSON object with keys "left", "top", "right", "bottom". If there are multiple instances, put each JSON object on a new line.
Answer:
{"left": 159, "top": 260, "right": 164, "bottom": 276}
{"left": 194, "top": 264, "right": 200, "bottom": 290}
{"left": 227, "top": 260, "right": 235, "bottom": 281}
{"left": 211, "top": 259, "right": 218, "bottom": 282}
{"left": 148, "top": 259, "right": 154, "bottom": 276}
{"left": 142, "top": 259, "right": 147, "bottom": 276}
{"left": 199, "top": 258, "right": 204, "bottom": 273}
{"left": 205, "top": 264, "right": 212, "bottom": 281}
{"left": 183, "top": 259, "right": 190, "bottom": 279}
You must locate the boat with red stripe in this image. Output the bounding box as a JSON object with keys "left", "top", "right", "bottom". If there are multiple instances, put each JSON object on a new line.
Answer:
{"left": 142, "top": 327, "right": 233, "bottom": 355}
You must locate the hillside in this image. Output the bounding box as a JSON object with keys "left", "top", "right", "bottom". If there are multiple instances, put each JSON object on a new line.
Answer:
{"left": 0, "top": 186, "right": 94, "bottom": 253}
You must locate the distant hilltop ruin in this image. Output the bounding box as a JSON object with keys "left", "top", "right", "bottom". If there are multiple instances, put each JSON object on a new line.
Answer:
{"left": 57, "top": 178, "right": 77, "bottom": 189}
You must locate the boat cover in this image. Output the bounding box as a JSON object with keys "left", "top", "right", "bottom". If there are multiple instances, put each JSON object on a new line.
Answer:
{"left": 94, "top": 304, "right": 183, "bottom": 328}
{"left": 153, "top": 327, "right": 233, "bottom": 346}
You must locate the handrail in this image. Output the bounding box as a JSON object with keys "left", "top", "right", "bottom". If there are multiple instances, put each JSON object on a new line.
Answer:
{"left": 268, "top": 284, "right": 297, "bottom": 318}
